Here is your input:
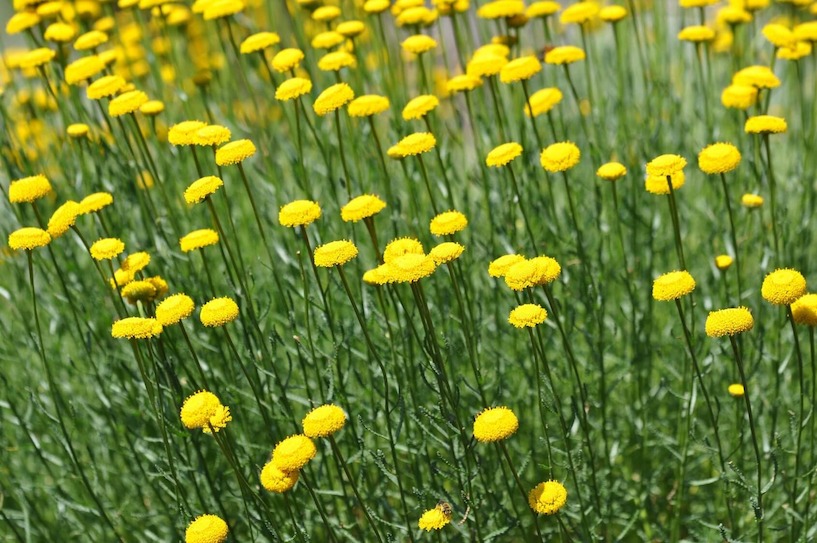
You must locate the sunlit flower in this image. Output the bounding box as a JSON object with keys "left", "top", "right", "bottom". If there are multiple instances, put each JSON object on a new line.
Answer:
{"left": 528, "top": 481, "right": 567, "bottom": 515}
{"left": 540, "top": 142, "right": 581, "bottom": 172}
{"left": 200, "top": 297, "right": 239, "bottom": 327}
{"left": 418, "top": 505, "right": 451, "bottom": 531}
{"left": 275, "top": 77, "right": 312, "bottom": 101}
{"left": 645, "top": 171, "right": 685, "bottom": 194}
{"left": 318, "top": 51, "right": 357, "bottom": 72}
{"left": 526, "top": 87, "right": 563, "bottom": 117}
{"left": 302, "top": 404, "right": 347, "bottom": 438}
{"left": 792, "top": 294, "right": 817, "bottom": 326}
{"left": 488, "top": 254, "right": 526, "bottom": 277}
{"left": 193, "top": 125, "right": 231, "bottom": 147}
{"left": 169, "top": 121, "right": 208, "bottom": 146}
{"left": 47, "top": 201, "right": 81, "bottom": 238}
{"left": 403, "top": 95, "right": 439, "bottom": 120}
{"left": 240, "top": 31, "right": 280, "bottom": 54}
{"left": 499, "top": 55, "right": 541, "bottom": 83}
{"left": 600, "top": 5, "right": 627, "bottom": 22}
{"left": 9, "top": 174, "right": 52, "bottom": 203}
{"left": 111, "top": 317, "right": 163, "bottom": 339}
{"left": 508, "top": 304, "right": 547, "bottom": 328}
{"left": 260, "top": 461, "right": 299, "bottom": 493}
{"left": 596, "top": 162, "right": 627, "bottom": 181}
{"left": 486, "top": 142, "right": 523, "bottom": 167}
{"left": 732, "top": 65, "right": 780, "bottom": 89}
{"left": 279, "top": 200, "right": 321, "bottom": 227}
{"left": 745, "top": 115, "right": 787, "bottom": 134}
{"left": 181, "top": 390, "right": 231, "bottom": 433}
{"left": 715, "top": 255, "right": 734, "bottom": 270}
{"left": 348, "top": 95, "right": 390, "bottom": 117}
{"left": 652, "top": 270, "right": 696, "bottom": 301}
{"left": 391, "top": 132, "right": 436, "bottom": 157}
{"left": 402, "top": 34, "right": 437, "bottom": 54}
{"left": 383, "top": 237, "right": 425, "bottom": 263}
{"left": 272, "top": 434, "right": 317, "bottom": 472}
{"left": 109, "top": 90, "right": 149, "bottom": 117}
{"left": 741, "top": 193, "right": 764, "bottom": 208}
{"left": 215, "top": 139, "right": 256, "bottom": 165}
{"left": 698, "top": 143, "right": 741, "bottom": 174}
{"left": 90, "top": 238, "right": 125, "bottom": 260}
{"left": 761, "top": 268, "right": 807, "bottom": 305}
{"left": 313, "top": 240, "right": 359, "bottom": 267}
{"left": 429, "top": 242, "right": 465, "bottom": 264}
{"left": 646, "top": 154, "right": 686, "bottom": 177}
{"left": 560, "top": 1, "right": 598, "bottom": 24}
{"left": 65, "top": 55, "right": 105, "bottom": 84}
{"left": 762, "top": 23, "right": 796, "bottom": 49}
{"left": 180, "top": 229, "right": 219, "bottom": 252}
{"left": 705, "top": 307, "right": 754, "bottom": 337}
{"left": 272, "top": 48, "right": 305, "bottom": 72}
{"left": 87, "top": 75, "right": 126, "bottom": 100}
{"left": 678, "top": 25, "right": 715, "bottom": 42}
{"left": 728, "top": 383, "right": 745, "bottom": 397}
{"left": 446, "top": 74, "right": 483, "bottom": 94}
{"left": 185, "top": 515, "right": 228, "bottom": 543}
{"left": 544, "top": 45, "right": 585, "bottom": 65}
{"left": 341, "top": 195, "right": 386, "bottom": 222}
{"left": 9, "top": 227, "right": 51, "bottom": 251}
{"left": 184, "top": 176, "right": 223, "bottom": 204}
{"left": 382, "top": 253, "right": 436, "bottom": 283}
{"left": 314, "top": 83, "right": 355, "bottom": 115}
{"left": 526, "top": 1, "right": 561, "bottom": 18}
{"left": 156, "top": 294, "right": 195, "bottom": 326}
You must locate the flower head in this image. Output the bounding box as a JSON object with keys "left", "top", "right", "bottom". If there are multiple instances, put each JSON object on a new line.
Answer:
{"left": 19, "top": 48, "right": 56, "bottom": 69}
{"left": 430, "top": 210, "right": 468, "bottom": 236}
{"left": 348, "top": 95, "right": 390, "bottom": 117}
{"left": 169, "top": 121, "right": 208, "bottom": 146}
{"left": 391, "top": 132, "right": 436, "bottom": 157}
{"left": 429, "top": 242, "right": 465, "bottom": 265}
{"left": 382, "top": 254, "right": 436, "bottom": 283}
{"left": 486, "top": 142, "right": 523, "bottom": 167}
{"left": 47, "top": 201, "right": 81, "bottom": 238}
{"left": 477, "top": 0, "right": 525, "bottom": 19}
{"left": 279, "top": 200, "right": 321, "bottom": 227}
{"left": 276, "top": 77, "right": 312, "bottom": 101}
{"left": 90, "top": 238, "right": 125, "bottom": 260}
{"left": 200, "top": 297, "right": 239, "bottom": 327}
{"left": 240, "top": 31, "right": 280, "bottom": 54}
{"left": 9, "top": 227, "right": 51, "bottom": 251}
{"left": 111, "top": 317, "right": 163, "bottom": 339}
{"left": 560, "top": 1, "right": 598, "bottom": 24}
{"left": 87, "top": 75, "right": 126, "bottom": 100}
{"left": 337, "top": 20, "right": 366, "bottom": 38}
{"left": 185, "top": 514, "right": 228, "bottom": 543}
{"left": 216, "top": 139, "right": 256, "bottom": 166}
{"left": 525, "top": 87, "right": 563, "bottom": 117}
{"left": 652, "top": 271, "right": 696, "bottom": 301}
{"left": 67, "top": 123, "right": 90, "bottom": 138}
{"left": 318, "top": 51, "right": 357, "bottom": 72}
{"left": 6, "top": 12, "right": 40, "bottom": 35}
{"left": 473, "top": 406, "right": 518, "bottom": 442}
{"left": 508, "top": 304, "right": 547, "bottom": 328}
{"left": 193, "top": 125, "right": 231, "bottom": 147}
{"left": 79, "top": 192, "right": 113, "bottom": 215}
{"left": 402, "top": 34, "right": 437, "bottom": 54}
{"left": 466, "top": 53, "right": 508, "bottom": 77}
{"left": 272, "top": 435, "right": 317, "bottom": 471}
{"left": 762, "top": 23, "right": 796, "bottom": 49}
{"left": 678, "top": 25, "right": 715, "bottom": 42}
{"left": 600, "top": 5, "right": 627, "bottom": 22}
{"left": 272, "top": 48, "right": 305, "bottom": 72}
{"left": 260, "top": 462, "right": 299, "bottom": 493}
{"left": 745, "top": 115, "right": 787, "bottom": 134}
{"left": 121, "top": 280, "right": 157, "bottom": 304}
{"left": 733, "top": 65, "right": 780, "bottom": 89}
{"left": 156, "top": 294, "right": 195, "bottom": 326}
{"left": 9, "top": 174, "right": 52, "bottom": 203}
{"left": 314, "top": 240, "right": 359, "bottom": 267}
{"left": 715, "top": 255, "right": 734, "bottom": 270}
{"left": 500, "top": 55, "right": 541, "bottom": 83}
{"left": 313, "top": 83, "right": 355, "bottom": 116}
{"left": 705, "top": 307, "right": 754, "bottom": 337}
{"left": 418, "top": 507, "right": 451, "bottom": 531}
{"left": 698, "top": 143, "right": 741, "bottom": 174}
{"left": 728, "top": 383, "right": 745, "bottom": 397}
{"left": 341, "top": 195, "right": 386, "bottom": 222}
{"left": 741, "top": 193, "right": 764, "bottom": 208}
{"left": 446, "top": 74, "right": 483, "bottom": 94}
{"left": 488, "top": 254, "right": 525, "bottom": 277}
{"left": 303, "top": 404, "right": 347, "bottom": 438}
{"left": 312, "top": 31, "right": 345, "bottom": 50}
{"left": 544, "top": 45, "right": 585, "bottom": 65}
{"left": 203, "top": 0, "right": 244, "bottom": 20}
{"left": 402, "top": 95, "right": 439, "bottom": 120}
{"left": 527, "top": 1, "right": 561, "bottom": 18}
{"left": 645, "top": 170, "right": 685, "bottom": 195}
{"left": 109, "top": 90, "right": 148, "bottom": 117}
{"left": 184, "top": 176, "right": 223, "bottom": 204}
{"left": 528, "top": 481, "right": 568, "bottom": 515}
{"left": 762, "top": 268, "right": 807, "bottom": 305}
{"left": 65, "top": 55, "right": 105, "bottom": 84}
{"left": 792, "top": 294, "right": 817, "bottom": 326}
{"left": 646, "top": 154, "right": 687, "bottom": 177}
{"left": 540, "top": 142, "right": 581, "bottom": 172}
{"left": 721, "top": 84, "right": 758, "bottom": 110}
{"left": 596, "top": 161, "right": 627, "bottom": 181}
{"left": 383, "top": 237, "right": 425, "bottom": 263}
{"left": 181, "top": 390, "right": 231, "bottom": 433}
{"left": 180, "top": 229, "right": 219, "bottom": 252}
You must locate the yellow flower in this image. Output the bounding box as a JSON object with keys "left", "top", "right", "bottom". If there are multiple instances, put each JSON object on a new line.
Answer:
{"left": 680, "top": 0, "right": 718, "bottom": 6}
{"left": 678, "top": 25, "right": 715, "bottom": 42}
{"left": 560, "top": 1, "right": 598, "bottom": 24}
{"left": 87, "top": 75, "right": 126, "bottom": 100}
{"left": 717, "top": 7, "right": 751, "bottom": 25}
{"left": 203, "top": 0, "right": 244, "bottom": 20}
{"left": 652, "top": 270, "right": 696, "bottom": 301}
{"left": 260, "top": 461, "right": 299, "bottom": 493}
{"left": 499, "top": 55, "right": 541, "bottom": 83}
{"left": 180, "top": 229, "right": 219, "bottom": 252}
{"left": 314, "top": 240, "right": 359, "bottom": 267}
{"left": 47, "top": 201, "right": 81, "bottom": 238}
{"left": 544, "top": 45, "right": 585, "bottom": 65}
{"left": 279, "top": 200, "right": 322, "bottom": 227}
{"left": 777, "top": 41, "right": 812, "bottom": 61}
{"left": 122, "top": 253, "right": 151, "bottom": 274}
{"left": 732, "top": 65, "right": 780, "bottom": 89}
{"left": 272, "top": 435, "right": 317, "bottom": 471}
{"left": 200, "top": 297, "right": 239, "bottom": 327}
{"left": 600, "top": 5, "right": 627, "bottom": 22}
{"left": 477, "top": 0, "right": 525, "bottom": 19}
{"left": 109, "top": 90, "right": 148, "bottom": 117}
{"left": 383, "top": 237, "right": 425, "bottom": 263}
{"left": 397, "top": 6, "right": 437, "bottom": 26}
{"left": 391, "top": 132, "right": 436, "bottom": 157}
{"left": 121, "top": 280, "right": 157, "bottom": 304}
{"left": 216, "top": 139, "right": 256, "bottom": 165}
{"left": 486, "top": 255, "right": 525, "bottom": 279}
{"left": 8, "top": 227, "right": 51, "bottom": 251}
{"left": 363, "top": 265, "right": 390, "bottom": 285}
{"left": 364, "top": 0, "right": 390, "bottom": 13}
{"left": 486, "top": 142, "right": 523, "bottom": 167}
{"left": 341, "top": 194, "right": 386, "bottom": 222}
{"left": 90, "top": 238, "right": 125, "bottom": 260}
{"left": 705, "top": 307, "right": 754, "bottom": 337}
{"left": 794, "top": 22, "right": 817, "bottom": 42}
{"left": 140, "top": 100, "right": 164, "bottom": 116}
{"left": 276, "top": 77, "right": 312, "bottom": 101}
{"left": 526, "top": 1, "right": 561, "bottom": 18}
{"left": 311, "top": 30, "right": 345, "bottom": 50}
{"left": 645, "top": 171, "right": 685, "bottom": 195}
{"left": 348, "top": 95, "right": 390, "bottom": 117}
{"left": 762, "top": 269, "right": 807, "bottom": 305}
{"left": 792, "top": 294, "right": 817, "bottom": 326}
{"left": 418, "top": 507, "right": 451, "bottom": 531}
{"left": 504, "top": 258, "right": 554, "bottom": 291}
{"left": 430, "top": 210, "right": 468, "bottom": 236}
{"left": 698, "top": 143, "right": 741, "bottom": 174}
{"left": 240, "top": 31, "right": 280, "bottom": 54}
{"left": 446, "top": 74, "right": 483, "bottom": 94}
{"left": 646, "top": 154, "right": 687, "bottom": 177}
{"left": 508, "top": 303, "right": 547, "bottom": 328}
{"left": 19, "top": 48, "right": 56, "bottom": 69}
{"left": 466, "top": 53, "right": 508, "bottom": 77}
{"left": 9, "top": 174, "right": 52, "bottom": 203}
{"left": 156, "top": 294, "right": 195, "bottom": 326}
{"left": 169, "top": 121, "right": 207, "bottom": 146}
{"left": 6, "top": 12, "right": 41, "bottom": 35}
{"left": 272, "top": 48, "right": 305, "bottom": 73}
{"left": 185, "top": 514, "right": 228, "bottom": 543}
{"left": 318, "top": 51, "right": 357, "bottom": 72}
{"left": 727, "top": 383, "right": 745, "bottom": 397}
{"left": 540, "top": 142, "right": 581, "bottom": 172}
{"left": 429, "top": 242, "right": 465, "bottom": 264}
{"left": 184, "top": 176, "right": 223, "bottom": 204}
{"left": 313, "top": 83, "right": 355, "bottom": 115}
{"left": 402, "top": 34, "right": 437, "bottom": 54}
{"left": 596, "top": 161, "right": 627, "bottom": 181}
{"left": 337, "top": 20, "right": 366, "bottom": 38}
{"left": 473, "top": 406, "right": 518, "bottom": 441}
{"left": 382, "top": 253, "right": 436, "bottom": 283}
{"left": 44, "top": 22, "right": 75, "bottom": 43}
{"left": 402, "top": 95, "right": 439, "bottom": 120}
{"left": 302, "top": 404, "right": 347, "bottom": 438}
{"left": 111, "top": 317, "right": 163, "bottom": 339}
{"left": 745, "top": 115, "right": 787, "bottom": 134}
{"left": 65, "top": 55, "right": 105, "bottom": 84}
{"left": 189, "top": 125, "right": 230, "bottom": 147}
{"left": 762, "top": 23, "right": 796, "bottom": 49}
{"left": 721, "top": 84, "right": 758, "bottom": 110}
{"left": 67, "top": 123, "right": 90, "bottom": 138}
{"left": 528, "top": 480, "right": 568, "bottom": 515}
{"left": 741, "top": 193, "right": 764, "bottom": 208}
{"left": 180, "top": 390, "right": 231, "bottom": 432}
{"left": 715, "top": 255, "right": 734, "bottom": 270}
{"left": 525, "top": 87, "right": 563, "bottom": 117}
{"left": 312, "top": 5, "right": 341, "bottom": 21}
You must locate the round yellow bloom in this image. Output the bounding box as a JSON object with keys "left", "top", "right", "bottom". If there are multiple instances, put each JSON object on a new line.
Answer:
{"left": 646, "top": 154, "right": 687, "bottom": 177}
{"left": 47, "top": 201, "right": 81, "bottom": 238}
{"left": 65, "top": 55, "right": 105, "bottom": 84}
{"left": 741, "top": 193, "right": 764, "bottom": 208}
{"left": 429, "top": 242, "right": 464, "bottom": 265}
{"left": 488, "top": 254, "right": 525, "bottom": 277}
{"left": 698, "top": 143, "right": 741, "bottom": 174}
{"left": 140, "top": 100, "right": 164, "bottom": 116}
{"left": 600, "top": 5, "right": 627, "bottom": 22}
{"left": 276, "top": 77, "right": 312, "bottom": 101}
{"left": 109, "top": 90, "right": 148, "bottom": 117}
{"left": 745, "top": 115, "right": 787, "bottom": 134}
{"left": 86, "top": 75, "right": 126, "bottom": 100}
{"left": 313, "top": 83, "right": 355, "bottom": 115}
{"left": 9, "top": 227, "right": 51, "bottom": 251}
{"left": 596, "top": 161, "right": 627, "bottom": 181}
{"left": 733, "top": 65, "right": 780, "bottom": 89}
{"left": 79, "top": 192, "right": 113, "bottom": 214}
{"left": 466, "top": 53, "right": 508, "bottom": 77}
{"left": 193, "top": 125, "right": 231, "bottom": 147}
{"left": 74, "top": 30, "right": 108, "bottom": 51}
{"left": 477, "top": 0, "right": 525, "bottom": 19}
{"left": 718, "top": 7, "right": 751, "bottom": 25}
{"left": 156, "top": 294, "right": 195, "bottom": 326}
{"left": 541, "top": 142, "right": 581, "bottom": 172}
{"left": 715, "top": 255, "right": 734, "bottom": 270}
{"left": 560, "top": 1, "right": 598, "bottom": 24}
{"left": 203, "top": 0, "right": 244, "bottom": 20}
{"left": 794, "top": 22, "right": 817, "bottom": 42}
{"left": 678, "top": 25, "right": 715, "bottom": 42}
{"left": 314, "top": 240, "right": 358, "bottom": 267}
{"left": 341, "top": 194, "right": 386, "bottom": 222}
{"left": 279, "top": 200, "right": 321, "bottom": 227}
{"left": 504, "top": 259, "right": 547, "bottom": 291}
{"left": 402, "top": 95, "right": 439, "bottom": 120}
{"left": 508, "top": 304, "right": 547, "bottom": 328}
{"left": 418, "top": 507, "right": 451, "bottom": 531}
{"left": 645, "top": 170, "right": 685, "bottom": 195}
{"left": 777, "top": 42, "right": 812, "bottom": 61}
{"left": 111, "top": 317, "right": 163, "bottom": 339}
{"left": 318, "top": 51, "right": 357, "bottom": 72}
{"left": 312, "top": 31, "right": 345, "bottom": 50}
{"left": 384, "top": 238, "right": 424, "bottom": 263}
{"left": 544, "top": 45, "right": 585, "bottom": 65}
{"left": 397, "top": 5, "right": 437, "bottom": 26}
{"left": 272, "top": 435, "right": 317, "bottom": 472}
{"left": 121, "top": 280, "right": 157, "bottom": 304}
{"left": 9, "top": 174, "right": 52, "bottom": 203}
{"left": 184, "top": 176, "right": 223, "bottom": 204}
{"left": 402, "top": 34, "right": 437, "bottom": 54}
{"left": 526, "top": 87, "right": 563, "bottom": 117}
{"left": 500, "top": 55, "right": 541, "bottom": 83}
{"left": 721, "top": 84, "right": 758, "bottom": 110}
{"left": 705, "top": 307, "right": 754, "bottom": 337}
{"left": 44, "top": 22, "right": 75, "bottom": 43}
{"left": 473, "top": 406, "right": 518, "bottom": 442}
{"left": 180, "top": 229, "right": 219, "bottom": 252}
{"left": 6, "top": 12, "right": 41, "bottom": 34}
{"left": 67, "top": 123, "right": 90, "bottom": 138}
{"left": 792, "top": 294, "right": 817, "bottom": 326}
{"left": 680, "top": 0, "right": 718, "bottom": 6}
{"left": 728, "top": 383, "right": 745, "bottom": 397}
{"left": 169, "top": 121, "right": 207, "bottom": 146}
{"left": 528, "top": 481, "right": 567, "bottom": 515}
{"left": 348, "top": 95, "right": 390, "bottom": 117}
{"left": 272, "top": 48, "right": 305, "bottom": 73}
{"left": 181, "top": 390, "right": 231, "bottom": 433}
{"left": 762, "top": 269, "right": 807, "bottom": 305}
{"left": 240, "top": 31, "right": 280, "bottom": 54}
{"left": 216, "top": 139, "right": 256, "bottom": 165}
{"left": 19, "top": 48, "right": 56, "bottom": 69}
{"left": 392, "top": 132, "right": 436, "bottom": 157}
{"left": 90, "top": 238, "right": 124, "bottom": 260}
{"left": 383, "top": 254, "right": 436, "bottom": 283}
{"left": 430, "top": 210, "right": 468, "bottom": 236}
{"left": 652, "top": 270, "right": 696, "bottom": 301}
{"left": 530, "top": 256, "right": 561, "bottom": 284}
{"left": 260, "top": 461, "right": 299, "bottom": 493}
{"left": 447, "top": 74, "right": 483, "bottom": 94}
{"left": 762, "top": 23, "right": 796, "bottom": 49}
{"left": 527, "top": 1, "right": 561, "bottom": 18}
{"left": 185, "top": 514, "right": 228, "bottom": 543}
{"left": 364, "top": 0, "right": 390, "bottom": 13}
{"left": 302, "top": 404, "right": 347, "bottom": 438}
{"left": 486, "top": 142, "right": 523, "bottom": 167}
{"left": 313, "top": 5, "right": 341, "bottom": 21}
{"left": 337, "top": 20, "right": 366, "bottom": 38}
{"left": 200, "top": 297, "right": 239, "bottom": 327}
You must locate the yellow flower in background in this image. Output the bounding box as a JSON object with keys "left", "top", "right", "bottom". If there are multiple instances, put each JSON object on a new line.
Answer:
{"left": 193, "top": 125, "right": 231, "bottom": 147}
{"left": 44, "top": 22, "right": 76, "bottom": 43}
{"left": 79, "top": 192, "right": 114, "bottom": 214}
{"left": 705, "top": 307, "right": 754, "bottom": 337}
{"left": 337, "top": 20, "right": 366, "bottom": 38}
{"left": 715, "top": 255, "right": 734, "bottom": 270}
{"left": 429, "top": 242, "right": 465, "bottom": 264}
{"left": 302, "top": 404, "right": 347, "bottom": 438}
{"left": 528, "top": 481, "right": 568, "bottom": 515}
{"left": 777, "top": 41, "right": 812, "bottom": 61}
{"left": 200, "top": 297, "right": 239, "bottom": 327}
{"left": 744, "top": 115, "right": 787, "bottom": 134}
{"left": 446, "top": 74, "right": 483, "bottom": 94}
{"left": 348, "top": 95, "right": 390, "bottom": 117}
{"left": 762, "top": 23, "right": 796, "bottom": 49}
{"left": 477, "top": 0, "right": 525, "bottom": 19}
{"left": 728, "top": 383, "right": 745, "bottom": 397}
{"left": 9, "top": 227, "right": 52, "bottom": 251}
{"left": 678, "top": 25, "right": 716, "bottom": 42}
{"left": 383, "top": 237, "right": 425, "bottom": 263}
{"left": 486, "top": 142, "right": 523, "bottom": 167}
{"left": 240, "top": 31, "right": 280, "bottom": 54}
{"left": 156, "top": 294, "right": 195, "bottom": 326}
{"left": 279, "top": 200, "right": 322, "bottom": 227}
{"left": 560, "top": 1, "right": 598, "bottom": 24}
{"left": 185, "top": 514, "right": 228, "bottom": 543}
{"left": 67, "top": 123, "right": 90, "bottom": 138}
{"left": 600, "top": 5, "right": 627, "bottom": 22}
{"left": 260, "top": 462, "right": 299, "bottom": 493}
{"left": 47, "top": 201, "right": 81, "bottom": 238}
{"left": 364, "top": 0, "right": 390, "bottom": 13}
{"left": 508, "top": 303, "right": 547, "bottom": 328}
{"left": 87, "top": 75, "right": 126, "bottom": 100}
{"left": 792, "top": 294, "right": 817, "bottom": 326}
{"left": 540, "top": 142, "right": 581, "bottom": 172}
{"left": 318, "top": 51, "right": 357, "bottom": 72}
{"left": 272, "top": 48, "right": 305, "bottom": 73}
{"left": 312, "top": 5, "right": 341, "bottom": 21}
{"left": 382, "top": 253, "right": 437, "bottom": 283}
{"left": 645, "top": 171, "right": 685, "bottom": 194}
{"left": 6, "top": 12, "right": 41, "bottom": 35}
{"left": 180, "top": 229, "right": 219, "bottom": 252}
{"left": 90, "top": 238, "right": 125, "bottom": 260}
{"left": 417, "top": 506, "right": 451, "bottom": 531}
{"left": 717, "top": 7, "right": 751, "bottom": 25}
{"left": 169, "top": 121, "right": 208, "bottom": 146}
{"left": 741, "top": 193, "right": 764, "bottom": 208}
{"left": 698, "top": 143, "right": 741, "bottom": 174}
{"left": 680, "top": 0, "right": 718, "bottom": 6}
{"left": 9, "top": 174, "right": 52, "bottom": 203}
{"left": 121, "top": 280, "right": 157, "bottom": 304}
{"left": 311, "top": 31, "right": 345, "bottom": 50}
{"left": 313, "top": 240, "right": 359, "bottom": 267}
{"left": 525, "top": 87, "right": 563, "bottom": 117}
{"left": 184, "top": 176, "right": 224, "bottom": 204}
{"left": 652, "top": 270, "right": 696, "bottom": 301}
{"left": 430, "top": 210, "right": 468, "bottom": 236}
{"left": 646, "top": 154, "right": 687, "bottom": 177}
{"left": 499, "top": 55, "right": 541, "bottom": 83}
{"left": 313, "top": 83, "right": 355, "bottom": 115}
{"left": 526, "top": 1, "right": 561, "bottom": 18}
{"left": 65, "top": 55, "right": 105, "bottom": 84}
{"left": 140, "top": 100, "right": 165, "bottom": 116}
{"left": 402, "top": 95, "right": 439, "bottom": 120}
{"left": 396, "top": 6, "right": 437, "bottom": 26}
{"left": 732, "top": 65, "right": 780, "bottom": 88}
{"left": 272, "top": 435, "right": 317, "bottom": 472}
{"left": 488, "top": 254, "right": 525, "bottom": 277}
{"left": 341, "top": 194, "right": 386, "bottom": 222}
{"left": 19, "top": 48, "right": 56, "bottom": 69}
{"left": 203, "top": 0, "right": 245, "bottom": 20}
{"left": 392, "top": 132, "right": 436, "bottom": 157}
{"left": 545, "top": 45, "right": 585, "bottom": 65}
{"left": 794, "top": 22, "right": 817, "bottom": 42}
{"left": 111, "top": 317, "right": 163, "bottom": 339}
{"left": 721, "top": 84, "right": 758, "bottom": 110}
{"left": 761, "top": 269, "right": 807, "bottom": 305}
{"left": 109, "top": 90, "right": 149, "bottom": 117}
{"left": 466, "top": 53, "right": 508, "bottom": 77}
{"left": 402, "top": 34, "right": 438, "bottom": 55}
{"left": 276, "top": 77, "right": 312, "bottom": 101}
{"left": 74, "top": 30, "right": 109, "bottom": 51}
{"left": 216, "top": 139, "right": 256, "bottom": 165}
{"left": 596, "top": 161, "right": 627, "bottom": 181}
